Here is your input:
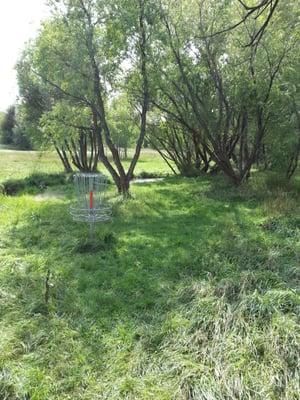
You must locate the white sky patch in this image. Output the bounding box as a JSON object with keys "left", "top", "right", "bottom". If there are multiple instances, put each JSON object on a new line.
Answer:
{"left": 0, "top": 0, "right": 49, "bottom": 111}
{"left": 219, "top": 53, "right": 229, "bottom": 66}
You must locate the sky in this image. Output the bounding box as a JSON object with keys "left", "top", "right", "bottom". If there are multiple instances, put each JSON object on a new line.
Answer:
{"left": 0, "top": 0, "right": 49, "bottom": 112}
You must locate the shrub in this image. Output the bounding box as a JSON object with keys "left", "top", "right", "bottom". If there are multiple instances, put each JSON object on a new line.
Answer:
{"left": 2, "top": 173, "right": 68, "bottom": 195}
{"left": 134, "top": 171, "right": 171, "bottom": 179}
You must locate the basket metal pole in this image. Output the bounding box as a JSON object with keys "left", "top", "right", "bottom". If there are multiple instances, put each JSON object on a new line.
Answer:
{"left": 89, "top": 221, "right": 94, "bottom": 241}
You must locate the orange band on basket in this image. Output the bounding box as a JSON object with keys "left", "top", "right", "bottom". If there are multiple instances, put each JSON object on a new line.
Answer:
{"left": 89, "top": 191, "right": 93, "bottom": 209}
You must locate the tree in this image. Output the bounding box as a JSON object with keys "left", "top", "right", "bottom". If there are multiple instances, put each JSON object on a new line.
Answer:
{"left": 0, "top": 112, "right": 4, "bottom": 136}
{"left": 17, "top": 0, "right": 156, "bottom": 195}
{"left": 40, "top": 102, "right": 99, "bottom": 172}
{"left": 108, "top": 95, "right": 140, "bottom": 159}
{"left": 263, "top": 54, "right": 300, "bottom": 179}
{"left": 202, "top": 0, "right": 280, "bottom": 48}
{"left": 148, "top": 114, "right": 210, "bottom": 176}
{"left": 17, "top": 53, "right": 74, "bottom": 171}
{"left": 0, "top": 106, "right": 16, "bottom": 145}
{"left": 148, "top": 0, "right": 297, "bottom": 184}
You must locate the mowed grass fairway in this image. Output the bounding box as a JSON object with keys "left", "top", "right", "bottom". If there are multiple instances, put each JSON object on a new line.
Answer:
{"left": 0, "top": 150, "right": 299, "bottom": 399}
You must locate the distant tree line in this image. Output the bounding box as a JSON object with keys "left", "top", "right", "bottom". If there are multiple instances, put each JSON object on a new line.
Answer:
{"left": 15, "top": 0, "right": 299, "bottom": 194}
{"left": 0, "top": 105, "right": 32, "bottom": 150}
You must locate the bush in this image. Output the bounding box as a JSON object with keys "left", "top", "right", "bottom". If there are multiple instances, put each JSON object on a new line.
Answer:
{"left": 134, "top": 171, "right": 171, "bottom": 179}
{"left": 13, "top": 126, "right": 33, "bottom": 150}
{"left": 2, "top": 173, "right": 68, "bottom": 195}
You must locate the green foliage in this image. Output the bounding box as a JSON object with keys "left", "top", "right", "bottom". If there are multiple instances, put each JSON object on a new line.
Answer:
{"left": 0, "top": 111, "right": 4, "bottom": 139}
{"left": 12, "top": 125, "right": 33, "bottom": 150}
{"left": 16, "top": 0, "right": 158, "bottom": 186}
{"left": 134, "top": 170, "right": 171, "bottom": 179}
{"left": 1, "top": 173, "right": 68, "bottom": 196}
{"left": 0, "top": 105, "right": 33, "bottom": 150}
{"left": 0, "top": 106, "right": 16, "bottom": 145}
{"left": 264, "top": 58, "right": 300, "bottom": 177}
{"left": 15, "top": 0, "right": 300, "bottom": 185}
{"left": 39, "top": 102, "right": 91, "bottom": 147}
{"left": 108, "top": 95, "right": 140, "bottom": 155}
{"left": 146, "top": 0, "right": 300, "bottom": 183}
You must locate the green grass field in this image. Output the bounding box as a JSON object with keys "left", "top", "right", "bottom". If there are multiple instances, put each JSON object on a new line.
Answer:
{"left": 0, "top": 149, "right": 299, "bottom": 399}
{"left": 0, "top": 149, "right": 171, "bottom": 183}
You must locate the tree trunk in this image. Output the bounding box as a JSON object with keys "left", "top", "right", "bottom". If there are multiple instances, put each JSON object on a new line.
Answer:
{"left": 54, "top": 145, "right": 73, "bottom": 173}
{"left": 117, "top": 176, "right": 130, "bottom": 197}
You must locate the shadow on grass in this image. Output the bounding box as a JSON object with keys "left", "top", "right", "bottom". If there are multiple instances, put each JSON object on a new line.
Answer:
{"left": 1, "top": 175, "right": 300, "bottom": 399}
{"left": 5, "top": 176, "right": 299, "bottom": 326}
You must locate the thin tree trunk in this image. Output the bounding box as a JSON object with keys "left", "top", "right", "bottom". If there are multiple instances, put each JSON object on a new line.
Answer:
{"left": 54, "top": 145, "right": 73, "bottom": 173}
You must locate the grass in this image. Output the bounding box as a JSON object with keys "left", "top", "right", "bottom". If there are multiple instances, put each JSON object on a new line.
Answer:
{"left": 0, "top": 150, "right": 63, "bottom": 182}
{"left": 0, "top": 149, "right": 299, "bottom": 399}
{"left": 0, "top": 148, "right": 172, "bottom": 184}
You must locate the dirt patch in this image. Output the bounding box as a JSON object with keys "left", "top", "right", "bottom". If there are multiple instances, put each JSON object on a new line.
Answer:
{"left": 34, "top": 191, "right": 66, "bottom": 201}
{"left": 133, "top": 178, "right": 165, "bottom": 184}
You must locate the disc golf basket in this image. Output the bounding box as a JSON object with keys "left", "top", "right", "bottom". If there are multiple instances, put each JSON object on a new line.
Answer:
{"left": 70, "top": 173, "right": 111, "bottom": 240}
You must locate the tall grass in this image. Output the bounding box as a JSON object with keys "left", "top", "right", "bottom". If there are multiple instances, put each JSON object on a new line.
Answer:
{"left": 0, "top": 153, "right": 299, "bottom": 399}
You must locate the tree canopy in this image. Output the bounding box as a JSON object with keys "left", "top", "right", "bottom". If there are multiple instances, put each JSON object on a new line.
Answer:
{"left": 16, "top": 0, "right": 300, "bottom": 190}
